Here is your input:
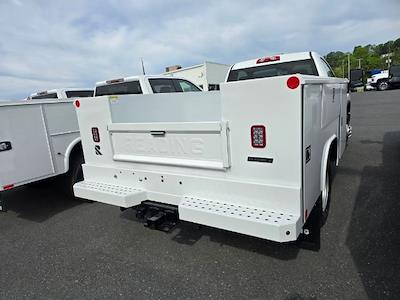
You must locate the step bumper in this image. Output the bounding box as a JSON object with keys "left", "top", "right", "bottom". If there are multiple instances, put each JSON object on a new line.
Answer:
{"left": 73, "top": 181, "right": 147, "bottom": 208}
{"left": 179, "top": 197, "right": 302, "bottom": 242}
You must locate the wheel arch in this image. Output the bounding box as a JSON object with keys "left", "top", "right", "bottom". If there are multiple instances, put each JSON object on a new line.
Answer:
{"left": 63, "top": 137, "right": 82, "bottom": 173}
{"left": 320, "top": 135, "right": 337, "bottom": 191}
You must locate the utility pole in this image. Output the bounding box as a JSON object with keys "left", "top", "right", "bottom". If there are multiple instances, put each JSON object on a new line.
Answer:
{"left": 347, "top": 53, "right": 351, "bottom": 79}
{"left": 342, "top": 59, "right": 345, "bottom": 78}
{"left": 357, "top": 58, "right": 362, "bottom": 69}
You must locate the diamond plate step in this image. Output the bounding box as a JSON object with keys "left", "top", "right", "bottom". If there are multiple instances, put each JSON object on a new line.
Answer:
{"left": 73, "top": 181, "right": 147, "bottom": 208}
{"left": 179, "top": 197, "right": 301, "bottom": 242}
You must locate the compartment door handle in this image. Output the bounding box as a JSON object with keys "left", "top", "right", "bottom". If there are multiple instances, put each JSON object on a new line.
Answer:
{"left": 0, "top": 141, "right": 12, "bottom": 152}
{"left": 150, "top": 131, "right": 166, "bottom": 137}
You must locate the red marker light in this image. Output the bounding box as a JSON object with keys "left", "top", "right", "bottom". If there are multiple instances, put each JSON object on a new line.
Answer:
{"left": 287, "top": 76, "right": 300, "bottom": 89}
{"left": 256, "top": 55, "right": 280, "bottom": 64}
{"left": 3, "top": 184, "right": 14, "bottom": 190}
{"left": 251, "top": 125, "right": 266, "bottom": 148}
{"left": 75, "top": 100, "right": 81, "bottom": 108}
{"left": 92, "top": 127, "right": 100, "bottom": 143}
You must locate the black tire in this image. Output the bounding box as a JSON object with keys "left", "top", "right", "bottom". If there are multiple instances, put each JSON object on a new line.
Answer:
{"left": 321, "top": 159, "right": 334, "bottom": 225}
{"left": 377, "top": 80, "right": 389, "bottom": 91}
{"left": 65, "top": 154, "right": 85, "bottom": 200}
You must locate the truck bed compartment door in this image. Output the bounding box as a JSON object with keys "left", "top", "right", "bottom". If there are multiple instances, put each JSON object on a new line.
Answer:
{"left": 0, "top": 105, "right": 54, "bottom": 187}
{"left": 303, "top": 85, "right": 323, "bottom": 220}
{"left": 108, "top": 122, "right": 230, "bottom": 170}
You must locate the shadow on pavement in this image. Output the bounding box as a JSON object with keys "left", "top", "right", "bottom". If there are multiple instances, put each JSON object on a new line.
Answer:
{"left": 121, "top": 209, "right": 300, "bottom": 261}
{"left": 2, "top": 177, "right": 83, "bottom": 223}
{"left": 346, "top": 131, "right": 400, "bottom": 298}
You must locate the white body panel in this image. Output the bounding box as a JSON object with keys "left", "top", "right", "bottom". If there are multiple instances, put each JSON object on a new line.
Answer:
{"left": 0, "top": 99, "right": 80, "bottom": 191}
{"left": 74, "top": 74, "right": 349, "bottom": 242}
{"left": 163, "top": 62, "right": 230, "bottom": 91}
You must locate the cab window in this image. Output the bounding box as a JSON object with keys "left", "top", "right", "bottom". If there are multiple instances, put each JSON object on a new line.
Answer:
{"left": 149, "top": 78, "right": 201, "bottom": 93}
{"left": 95, "top": 81, "right": 142, "bottom": 96}
{"left": 227, "top": 59, "right": 318, "bottom": 82}
{"left": 32, "top": 93, "right": 58, "bottom": 99}
{"left": 66, "top": 90, "right": 94, "bottom": 98}
{"left": 174, "top": 79, "right": 201, "bottom": 92}
{"left": 320, "top": 58, "right": 336, "bottom": 77}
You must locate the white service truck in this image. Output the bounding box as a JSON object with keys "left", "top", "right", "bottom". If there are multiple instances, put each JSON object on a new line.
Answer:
{"left": 0, "top": 88, "right": 94, "bottom": 211}
{"left": 0, "top": 76, "right": 201, "bottom": 212}
{"left": 73, "top": 52, "right": 351, "bottom": 246}
{"left": 28, "top": 88, "right": 94, "bottom": 100}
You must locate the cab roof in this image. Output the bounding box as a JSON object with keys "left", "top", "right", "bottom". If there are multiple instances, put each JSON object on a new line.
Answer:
{"left": 30, "top": 88, "right": 93, "bottom": 97}
{"left": 231, "top": 52, "right": 318, "bottom": 70}
{"left": 95, "top": 74, "right": 183, "bottom": 87}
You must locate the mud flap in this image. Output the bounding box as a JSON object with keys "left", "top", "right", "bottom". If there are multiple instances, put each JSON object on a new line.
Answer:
{"left": 0, "top": 194, "right": 7, "bottom": 212}
{"left": 297, "top": 197, "right": 322, "bottom": 251}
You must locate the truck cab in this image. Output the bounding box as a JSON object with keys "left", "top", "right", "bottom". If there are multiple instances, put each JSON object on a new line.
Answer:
{"left": 226, "top": 51, "right": 336, "bottom": 80}
{"left": 28, "top": 88, "right": 94, "bottom": 100}
{"left": 388, "top": 65, "right": 400, "bottom": 89}
{"left": 94, "top": 75, "right": 201, "bottom": 96}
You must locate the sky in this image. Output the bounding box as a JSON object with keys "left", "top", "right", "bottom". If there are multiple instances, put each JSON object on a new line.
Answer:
{"left": 0, "top": 0, "right": 399, "bottom": 100}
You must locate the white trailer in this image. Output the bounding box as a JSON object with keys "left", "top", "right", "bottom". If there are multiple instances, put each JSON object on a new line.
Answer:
{"left": 74, "top": 52, "right": 351, "bottom": 245}
{"left": 163, "top": 61, "right": 230, "bottom": 91}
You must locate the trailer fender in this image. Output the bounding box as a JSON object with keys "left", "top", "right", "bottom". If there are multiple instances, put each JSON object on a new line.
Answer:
{"left": 320, "top": 135, "right": 337, "bottom": 192}
{"left": 64, "top": 137, "right": 82, "bottom": 173}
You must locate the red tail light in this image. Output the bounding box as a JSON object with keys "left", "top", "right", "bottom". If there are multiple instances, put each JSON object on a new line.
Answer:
{"left": 3, "top": 184, "right": 14, "bottom": 190}
{"left": 287, "top": 76, "right": 300, "bottom": 89}
{"left": 251, "top": 125, "right": 266, "bottom": 148}
{"left": 74, "top": 100, "right": 81, "bottom": 108}
{"left": 256, "top": 55, "right": 280, "bottom": 64}
{"left": 92, "top": 127, "right": 100, "bottom": 143}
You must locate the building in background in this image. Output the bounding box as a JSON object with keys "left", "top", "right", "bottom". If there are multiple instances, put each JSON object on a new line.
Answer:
{"left": 163, "top": 62, "right": 230, "bottom": 91}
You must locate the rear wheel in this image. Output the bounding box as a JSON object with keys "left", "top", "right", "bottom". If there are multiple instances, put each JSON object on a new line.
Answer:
{"left": 377, "top": 80, "right": 389, "bottom": 91}
{"left": 321, "top": 158, "right": 334, "bottom": 225}
{"left": 64, "top": 154, "right": 86, "bottom": 200}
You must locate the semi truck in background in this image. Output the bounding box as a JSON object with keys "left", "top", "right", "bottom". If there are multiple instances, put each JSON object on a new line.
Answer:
{"left": 0, "top": 76, "right": 201, "bottom": 212}
{"left": 73, "top": 51, "right": 351, "bottom": 247}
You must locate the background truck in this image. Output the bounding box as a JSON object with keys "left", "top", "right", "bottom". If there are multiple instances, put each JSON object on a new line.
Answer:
{"left": 73, "top": 52, "right": 351, "bottom": 247}
{"left": 369, "top": 66, "right": 400, "bottom": 91}
{"left": 349, "top": 69, "right": 365, "bottom": 91}
{"left": 28, "top": 88, "right": 94, "bottom": 100}
{"left": 0, "top": 76, "right": 201, "bottom": 212}
{"left": 0, "top": 88, "right": 94, "bottom": 212}
{"left": 163, "top": 61, "right": 230, "bottom": 91}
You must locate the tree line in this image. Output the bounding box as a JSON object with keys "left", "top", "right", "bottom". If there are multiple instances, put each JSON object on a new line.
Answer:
{"left": 325, "top": 37, "right": 400, "bottom": 78}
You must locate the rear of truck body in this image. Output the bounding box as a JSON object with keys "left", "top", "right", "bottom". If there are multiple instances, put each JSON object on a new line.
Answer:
{"left": 74, "top": 67, "right": 348, "bottom": 242}
{"left": 0, "top": 99, "right": 80, "bottom": 192}
{"left": 0, "top": 76, "right": 200, "bottom": 199}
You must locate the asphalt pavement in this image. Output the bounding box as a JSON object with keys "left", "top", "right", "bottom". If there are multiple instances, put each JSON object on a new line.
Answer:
{"left": 1, "top": 89, "right": 400, "bottom": 299}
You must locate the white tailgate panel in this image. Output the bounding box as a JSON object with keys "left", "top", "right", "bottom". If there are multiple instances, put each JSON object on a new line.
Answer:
{"left": 0, "top": 105, "right": 54, "bottom": 186}
{"left": 109, "top": 122, "right": 230, "bottom": 170}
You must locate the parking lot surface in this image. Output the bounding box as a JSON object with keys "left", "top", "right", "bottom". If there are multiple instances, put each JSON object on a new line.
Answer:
{"left": 1, "top": 90, "right": 400, "bottom": 299}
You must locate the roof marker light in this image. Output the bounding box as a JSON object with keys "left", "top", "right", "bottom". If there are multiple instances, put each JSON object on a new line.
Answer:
{"left": 106, "top": 78, "right": 124, "bottom": 84}
{"left": 287, "top": 76, "right": 300, "bottom": 89}
{"left": 74, "top": 100, "right": 80, "bottom": 108}
{"left": 256, "top": 55, "right": 280, "bottom": 64}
